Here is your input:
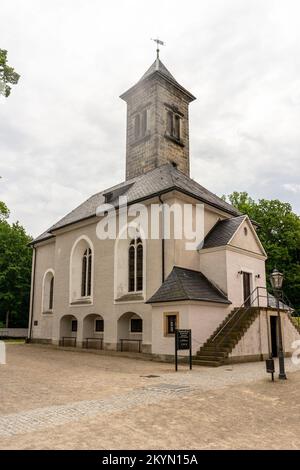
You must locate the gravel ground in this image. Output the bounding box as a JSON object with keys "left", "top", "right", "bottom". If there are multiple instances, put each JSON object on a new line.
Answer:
{"left": 1, "top": 343, "right": 299, "bottom": 450}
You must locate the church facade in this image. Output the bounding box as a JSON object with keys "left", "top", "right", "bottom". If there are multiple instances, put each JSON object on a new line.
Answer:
{"left": 28, "top": 55, "right": 300, "bottom": 365}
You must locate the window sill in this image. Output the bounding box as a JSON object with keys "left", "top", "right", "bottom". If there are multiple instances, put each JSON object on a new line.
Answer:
{"left": 42, "top": 310, "right": 53, "bottom": 315}
{"left": 115, "top": 293, "right": 144, "bottom": 303}
{"left": 70, "top": 298, "right": 92, "bottom": 306}
{"left": 165, "top": 133, "right": 185, "bottom": 147}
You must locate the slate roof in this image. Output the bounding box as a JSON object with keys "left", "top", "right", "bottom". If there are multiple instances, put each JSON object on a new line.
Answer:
{"left": 202, "top": 215, "right": 246, "bottom": 249}
{"left": 121, "top": 58, "right": 196, "bottom": 102}
{"left": 31, "top": 164, "right": 241, "bottom": 245}
{"left": 267, "top": 293, "right": 294, "bottom": 312}
{"left": 139, "top": 58, "right": 179, "bottom": 85}
{"left": 146, "top": 266, "right": 231, "bottom": 304}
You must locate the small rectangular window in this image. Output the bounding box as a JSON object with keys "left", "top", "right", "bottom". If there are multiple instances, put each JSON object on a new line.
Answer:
{"left": 131, "top": 318, "right": 143, "bottom": 333}
{"left": 95, "top": 319, "right": 104, "bottom": 332}
{"left": 71, "top": 320, "right": 78, "bottom": 332}
{"left": 166, "top": 314, "right": 177, "bottom": 335}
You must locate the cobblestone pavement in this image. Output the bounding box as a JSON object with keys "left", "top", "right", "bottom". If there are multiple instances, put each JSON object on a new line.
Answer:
{"left": 0, "top": 384, "right": 194, "bottom": 438}
{"left": 1, "top": 344, "right": 300, "bottom": 449}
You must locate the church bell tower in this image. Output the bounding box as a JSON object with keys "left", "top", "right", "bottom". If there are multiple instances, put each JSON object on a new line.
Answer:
{"left": 120, "top": 50, "right": 196, "bottom": 180}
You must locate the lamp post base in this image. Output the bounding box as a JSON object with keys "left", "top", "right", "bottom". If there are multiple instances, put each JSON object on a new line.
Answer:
{"left": 279, "top": 373, "right": 287, "bottom": 380}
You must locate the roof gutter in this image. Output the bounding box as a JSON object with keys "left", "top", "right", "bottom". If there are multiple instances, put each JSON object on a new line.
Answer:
{"left": 159, "top": 194, "right": 165, "bottom": 283}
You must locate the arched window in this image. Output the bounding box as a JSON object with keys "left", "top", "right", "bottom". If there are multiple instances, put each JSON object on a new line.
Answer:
{"left": 81, "top": 248, "right": 92, "bottom": 297}
{"left": 128, "top": 238, "right": 143, "bottom": 292}
{"left": 49, "top": 276, "right": 54, "bottom": 310}
{"left": 42, "top": 270, "right": 54, "bottom": 313}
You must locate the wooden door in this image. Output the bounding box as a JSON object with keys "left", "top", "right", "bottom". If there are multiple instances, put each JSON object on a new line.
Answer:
{"left": 243, "top": 272, "right": 251, "bottom": 307}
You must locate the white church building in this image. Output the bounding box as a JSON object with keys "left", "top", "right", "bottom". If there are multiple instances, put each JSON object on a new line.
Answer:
{"left": 28, "top": 53, "right": 300, "bottom": 365}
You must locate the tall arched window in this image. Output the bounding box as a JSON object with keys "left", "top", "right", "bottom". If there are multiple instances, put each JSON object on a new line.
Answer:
{"left": 42, "top": 270, "right": 54, "bottom": 313}
{"left": 81, "top": 248, "right": 92, "bottom": 297}
{"left": 128, "top": 238, "right": 143, "bottom": 292}
{"left": 49, "top": 276, "right": 54, "bottom": 310}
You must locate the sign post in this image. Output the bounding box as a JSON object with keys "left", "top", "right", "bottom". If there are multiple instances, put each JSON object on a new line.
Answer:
{"left": 175, "top": 329, "right": 192, "bottom": 371}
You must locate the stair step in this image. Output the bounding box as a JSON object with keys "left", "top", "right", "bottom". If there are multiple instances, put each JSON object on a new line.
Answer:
{"left": 200, "top": 346, "right": 230, "bottom": 353}
{"left": 196, "top": 350, "right": 228, "bottom": 358}
{"left": 193, "top": 359, "right": 222, "bottom": 367}
{"left": 195, "top": 355, "right": 225, "bottom": 361}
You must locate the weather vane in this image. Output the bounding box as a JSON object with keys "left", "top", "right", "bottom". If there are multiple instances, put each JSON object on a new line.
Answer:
{"left": 151, "top": 38, "right": 165, "bottom": 59}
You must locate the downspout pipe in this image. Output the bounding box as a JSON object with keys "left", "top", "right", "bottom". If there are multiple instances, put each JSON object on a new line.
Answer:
{"left": 159, "top": 195, "right": 165, "bottom": 283}
{"left": 27, "top": 246, "right": 36, "bottom": 342}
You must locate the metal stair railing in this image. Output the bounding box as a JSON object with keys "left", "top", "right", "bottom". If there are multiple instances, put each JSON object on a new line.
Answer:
{"left": 211, "top": 286, "right": 270, "bottom": 346}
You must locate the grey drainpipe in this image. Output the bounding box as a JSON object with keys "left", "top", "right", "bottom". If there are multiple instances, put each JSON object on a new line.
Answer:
{"left": 27, "top": 246, "right": 36, "bottom": 342}
{"left": 159, "top": 195, "right": 165, "bottom": 283}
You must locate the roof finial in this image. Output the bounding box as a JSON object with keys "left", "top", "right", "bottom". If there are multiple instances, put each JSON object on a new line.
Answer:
{"left": 151, "top": 38, "right": 165, "bottom": 62}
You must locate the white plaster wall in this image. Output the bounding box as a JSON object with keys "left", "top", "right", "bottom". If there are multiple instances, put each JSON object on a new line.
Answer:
{"left": 199, "top": 250, "right": 228, "bottom": 294}
{"left": 230, "top": 218, "right": 264, "bottom": 254}
{"left": 189, "top": 303, "right": 231, "bottom": 354}
{"left": 151, "top": 303, "right": 231, "bottom": 356}
{"left": 225, "top": 249, "right": 266, "bottom": 308}
{"left": 151, "top": 304, "right": 190, "bottom": 356}
{"left": 31, "top": 241, "right": 55, "bottom": 340}
{"left": 230, "top": 310, "right": 300, "bottom": 358}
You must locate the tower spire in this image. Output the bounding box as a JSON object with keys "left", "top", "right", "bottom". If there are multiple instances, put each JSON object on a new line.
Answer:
{"left": 151, "top": 38, "right": 165, "bottom": 62}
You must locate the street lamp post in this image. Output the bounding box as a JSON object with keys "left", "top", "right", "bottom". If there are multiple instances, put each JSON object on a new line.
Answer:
{"left": 270, "top": 269, "right": 287, "bottom": 380}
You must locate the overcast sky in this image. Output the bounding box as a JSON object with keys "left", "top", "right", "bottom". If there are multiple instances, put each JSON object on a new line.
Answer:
{"left": 1, "top": 0, "right": 300, "bottom": 237}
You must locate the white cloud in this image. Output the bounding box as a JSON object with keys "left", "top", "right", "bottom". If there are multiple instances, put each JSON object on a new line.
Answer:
{"left": 283, "top": 183, "right": 300, "bottom": 194}
{"left": 1, "top": 0, "right": 300, "bottom": 237}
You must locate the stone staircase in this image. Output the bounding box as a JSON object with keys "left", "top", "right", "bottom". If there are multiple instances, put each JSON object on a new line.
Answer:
{"left": 193, "top": 307, "right": 261, "bottom": 367}
{"left": 288, "top": 313, "right": 300, "bottom": 335}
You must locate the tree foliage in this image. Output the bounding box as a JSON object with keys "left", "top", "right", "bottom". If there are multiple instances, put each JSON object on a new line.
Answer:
{"left": 0, "top": 203, "right": 32, "bottom": 327}
{"left": 0, "top": 49, "right": 20, "bottom": 97}
{"left": 224, "top": 191, "right": 300, "bottom": 311}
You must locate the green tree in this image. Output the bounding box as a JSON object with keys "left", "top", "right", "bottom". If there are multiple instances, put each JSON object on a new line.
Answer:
{"left": 0, "top": 203, "right": 32, "bottom": 327}
{"left": 0, "top": 49, "right": 20, "bottom": 97}
{"left": 224, "top": 192, "right": 300, "bottom": 311}
{"left": 0, "top": 201, "right": 9, "bottom": 221}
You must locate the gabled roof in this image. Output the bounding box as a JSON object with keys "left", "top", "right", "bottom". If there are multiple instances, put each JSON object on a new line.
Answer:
{"left": 31, "top": 164, "right": 241, "bottom": 245}
{"left": 202, "top": 215, "right": 246, "bottom": 249}
{"left": 146, "top": 266, "right": 231, "bottom": 304}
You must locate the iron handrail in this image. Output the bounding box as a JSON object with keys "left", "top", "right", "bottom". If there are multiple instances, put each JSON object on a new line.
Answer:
{"left": 211, "top": 286, "right": 293, "bottom": 346}
{"left": 211, "top": 286, "right": 275, "bottom": 344}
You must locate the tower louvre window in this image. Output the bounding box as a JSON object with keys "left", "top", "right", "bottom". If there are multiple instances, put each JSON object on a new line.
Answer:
{"left": 133, "top": 109, "right": 148, "bottom": 141}
{"left": 141, "top": 109, "right": 147, "bottom": 136}
{"left": 174, "top": 115, "right": 180, "bottom": 140}
{"left": 134, "top": 114, "right": 140, "bottom": 139}
{"left": 167, "top": 111, "right": 173, "bottom": 135}
{"left": 166, "top": 110, "right": 181, "bottom": 141}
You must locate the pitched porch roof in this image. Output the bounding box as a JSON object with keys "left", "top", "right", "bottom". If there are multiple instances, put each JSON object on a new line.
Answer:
{"left": 146, "top": 266, "right": 231, "bottom": 304}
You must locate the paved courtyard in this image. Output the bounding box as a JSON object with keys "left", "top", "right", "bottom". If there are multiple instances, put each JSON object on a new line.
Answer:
{"left": 1, "top": 343, "right": 300, "bottom": 449}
